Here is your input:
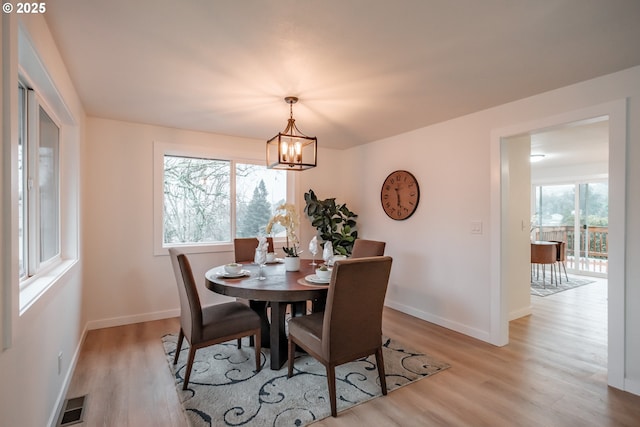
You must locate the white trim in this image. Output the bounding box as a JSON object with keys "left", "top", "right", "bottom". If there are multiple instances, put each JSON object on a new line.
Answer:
{"left": 85, "top": 308, "right": 180, "bottom": 331}
{"left": 509, "top": 305, "right": 532, "bottom": 321}
{"left": 385, "top": 299, "right": 492, "bottom": 343}
{"left": 490, "top": 99, "right": 627, "bottom": 389}
{"left": 47, "top": 322, "right": 89, "bottom": 427}
{"left": 625, "top": 378, "right": 640, "bottom": 396}
{"left": 19, "top": 259, "right": 76, "bottom": 314}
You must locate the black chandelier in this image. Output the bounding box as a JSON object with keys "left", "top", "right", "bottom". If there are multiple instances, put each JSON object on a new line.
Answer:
{"left": 266, "top": 96, "right": 317, "bottom": 170}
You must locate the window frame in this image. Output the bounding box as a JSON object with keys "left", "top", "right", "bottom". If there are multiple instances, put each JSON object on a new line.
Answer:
{"left": 153, "top": 141, "right": 295, "bottom": 256}
{"left": 18, "top": 80, "right": 62, "bottom": 289}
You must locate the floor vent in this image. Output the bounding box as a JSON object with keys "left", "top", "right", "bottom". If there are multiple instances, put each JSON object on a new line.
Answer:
{"left": 57, "top": 395, "right": 87, "bottom": 426}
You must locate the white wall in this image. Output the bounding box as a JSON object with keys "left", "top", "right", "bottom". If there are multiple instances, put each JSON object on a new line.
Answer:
{"left": 503, "top": 135, "right": 532, "bottom": 320}
{"left": 0, "top": 14, "right": 85, "bottom": 427}
{"left": 346, "top": 66, "right": 640, "bottom": 395}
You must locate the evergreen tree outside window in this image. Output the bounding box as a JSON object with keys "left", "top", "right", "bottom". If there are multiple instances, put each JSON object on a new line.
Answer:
{"left": 235, "top": 164, "right": 287, "bottom": 238}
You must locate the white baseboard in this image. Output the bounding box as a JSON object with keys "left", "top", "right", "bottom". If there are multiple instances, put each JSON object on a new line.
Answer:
{"left": 384, "top": 299, "right": 492, "bottom": 344}
{"left": 49, "top": 309, "right": 180, "bottom": 425}
{"left": 86, "top": 308, "right": 180, "bottom": 330}
{"left": 624, "top": 378, "right": 640, "bottom": 396}
{"left": 509, "top": 305, "right": 532, "bottom": 321}
{"left": 48, "top": 323, "right": 89, "bottom": 427}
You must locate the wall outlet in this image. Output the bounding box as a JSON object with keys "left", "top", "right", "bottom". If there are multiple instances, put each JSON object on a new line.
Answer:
{"left": 58, "top": 352, "right": 63, "bottom": 375}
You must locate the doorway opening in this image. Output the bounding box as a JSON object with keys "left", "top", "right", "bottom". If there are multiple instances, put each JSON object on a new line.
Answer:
{"left": 493, "top": 98, "right": 627, "bottom": 390}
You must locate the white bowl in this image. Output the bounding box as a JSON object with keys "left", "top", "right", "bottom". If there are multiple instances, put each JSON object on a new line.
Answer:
{"left": 315, "top": 268, "right": 331, "bottom": 280}
{"left": 224, "top": 263, "right": 242, "bottom": 274}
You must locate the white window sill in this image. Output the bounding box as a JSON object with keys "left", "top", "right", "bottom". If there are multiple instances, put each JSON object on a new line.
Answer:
{"left": 19, "top": 259, "right": 77, "bottom": 315}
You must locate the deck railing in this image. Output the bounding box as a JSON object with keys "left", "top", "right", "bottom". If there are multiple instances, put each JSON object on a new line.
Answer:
{"left": 533, "top": 225, "right": 608, "bottom": 274}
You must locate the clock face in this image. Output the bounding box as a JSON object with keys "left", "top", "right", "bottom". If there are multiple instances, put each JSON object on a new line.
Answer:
{"left": 380, "top": 170, "right": 420, "bottom": 220}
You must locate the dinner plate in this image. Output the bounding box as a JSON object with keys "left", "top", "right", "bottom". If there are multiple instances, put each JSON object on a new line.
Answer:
{"left": 305, "top": 274, "right": 330, "bottom": 284}
{"left": 265, "top": 258, "right": 284, "bottom": 264}
{"left": 218, "top": 270, "right": 251, "bottom": 278}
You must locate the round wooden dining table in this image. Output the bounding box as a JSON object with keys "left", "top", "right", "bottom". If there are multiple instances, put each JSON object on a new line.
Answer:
{"left": 204, "top": 259, "right": 328, "bottom": 369}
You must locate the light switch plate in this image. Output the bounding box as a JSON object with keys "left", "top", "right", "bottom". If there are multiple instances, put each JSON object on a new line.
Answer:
{"left": 471, "top": 221, "right": 483, "bottom": 234}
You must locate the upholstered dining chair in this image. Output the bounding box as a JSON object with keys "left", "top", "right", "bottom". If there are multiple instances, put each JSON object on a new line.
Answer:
{"left": 233, "top": 237, "right": 275, "bottom": 262}
{"left": 549, "top": 240, "right": 569, "bottom": 283}
{"left": 350, "top": 239, "right": 386, "bottom": 258}
{"left": 531, "top": 243, "right": 557, "bottom": 288}
{"left": 287, "top": 256, "right": 393, "bottom": 417}
{"left": 169, "top": 248, "right": 262, "bottom": 390}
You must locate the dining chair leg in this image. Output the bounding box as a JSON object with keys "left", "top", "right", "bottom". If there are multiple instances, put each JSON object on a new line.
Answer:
{"left": 326, "top": 364, "right": 338, "bottom": 417}
{"left": 254, "top": 331, "right": 262, "bottom": 372}
{"left": 375, "top": 346, "right": 387, "bottom": 395}
{"left": 173, "top": 329, "right": 184, "bottom": 365}
{"left": 183, "top": 346, "right": 197, "bottom": 390}
{"left": 287, "top": 337, "right": 295, "bottom": 378}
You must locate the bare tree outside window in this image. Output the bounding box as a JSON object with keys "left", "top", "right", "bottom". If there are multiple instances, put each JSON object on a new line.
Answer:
{"left": 162, "top": 157, "right": 287, "bottom": 246}
{"left": 163, "top": 156, "right": 230, "bottom": 244}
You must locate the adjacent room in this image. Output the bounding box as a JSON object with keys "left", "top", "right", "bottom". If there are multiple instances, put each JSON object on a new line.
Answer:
{"left": 2, "top": 2, "right": 640, "bottom": 426}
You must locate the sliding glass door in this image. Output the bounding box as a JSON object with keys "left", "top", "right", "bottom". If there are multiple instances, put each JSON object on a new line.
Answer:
{"left": 576, "top": 182, "right": 608, "bottom": 275}
{"left": 532, "top": 181, "right": 608, "bottom": 276}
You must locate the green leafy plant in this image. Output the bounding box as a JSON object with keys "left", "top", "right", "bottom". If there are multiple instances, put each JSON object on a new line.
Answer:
{"left": 303, "top": 189, "right": 358, "bottom": 256}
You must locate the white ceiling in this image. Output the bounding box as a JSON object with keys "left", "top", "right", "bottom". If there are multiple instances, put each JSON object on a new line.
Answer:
{"left": 530, "top": 118, "right": 609, "bottom": 172}
{"left": 43, "top": 0, "right": 640, "bottom": 150}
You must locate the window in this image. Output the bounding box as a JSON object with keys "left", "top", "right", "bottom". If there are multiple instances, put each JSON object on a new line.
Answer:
{"left": 163, "top": 156, "right": 231, "bottom": 244}
{"left": 235, "top": 163, "right": 287, "bottom": 238}
{"left": 18, "top": 82, "right": 61, "bottom": 282}
{"left": 157, "top": 143, "right": 289, "bottom": 253}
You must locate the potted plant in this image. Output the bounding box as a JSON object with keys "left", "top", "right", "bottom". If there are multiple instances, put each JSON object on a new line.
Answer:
{"left": 266, "top": 203, "right": 301, "bottom": 271}
{"left": 304, "top": 189, "right": 358, "bottom": 256}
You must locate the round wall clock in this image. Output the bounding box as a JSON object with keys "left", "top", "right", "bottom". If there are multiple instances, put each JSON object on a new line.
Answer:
{"left": 380, "top": 170, "right": 420, "bottom": 220}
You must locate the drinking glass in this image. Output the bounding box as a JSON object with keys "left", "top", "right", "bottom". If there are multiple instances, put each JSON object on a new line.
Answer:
{"left": 254, "top": 249, "right": 267, "bottom": 280}
{"left": 309, "top": 240, "right": 319, "bottom": 266}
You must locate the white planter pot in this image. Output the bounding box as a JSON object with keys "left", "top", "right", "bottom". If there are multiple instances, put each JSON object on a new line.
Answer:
{"left": 284, "top": 256, "right": 300, "bottom": 272}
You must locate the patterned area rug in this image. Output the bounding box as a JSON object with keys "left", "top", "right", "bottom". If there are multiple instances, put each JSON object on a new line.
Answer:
{"left": 531, "top": 274, "right": 595, "bottom": 297}
{"left": 162, "top": 334, "right": 449, "bottom": 426}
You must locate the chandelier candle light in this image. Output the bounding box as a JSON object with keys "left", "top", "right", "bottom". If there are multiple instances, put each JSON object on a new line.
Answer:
{"left": 266, "top": 96, "right": 317, "bottom": 171}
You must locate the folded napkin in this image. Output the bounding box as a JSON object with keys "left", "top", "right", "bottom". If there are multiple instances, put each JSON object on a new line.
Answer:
{"left": 309, "top": 236, "right": 318, "bottom": 256}
{"left": 323, "top": 241, "right": 333, "bottom": 264}
{"left": 254, "top": 236, "right": 269, "bottom": 264}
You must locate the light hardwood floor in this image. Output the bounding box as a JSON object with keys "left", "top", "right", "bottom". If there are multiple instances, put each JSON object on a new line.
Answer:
{"left": 66, "top": 278, "right": 640, "bottom": 426}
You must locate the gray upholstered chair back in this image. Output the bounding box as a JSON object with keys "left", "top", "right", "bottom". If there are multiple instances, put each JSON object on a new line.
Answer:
{"left": 169, "top": 247, "right": 202, "bottom": 342}
{"left": 321, "top": 256, "right": 393, "bottom": 361}
{"left": 351, "top": 239, "right": 386, "bottom": 258}
{"left": 233, "top": 237, "right": 275, "bottom": 262}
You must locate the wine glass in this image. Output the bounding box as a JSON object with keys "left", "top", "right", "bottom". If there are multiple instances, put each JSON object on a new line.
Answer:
{"left": 254, "top": 248, "right": 267, "bottom": 280}
{"left": 309, "top": 238, "right": 319, "bottom": 266}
